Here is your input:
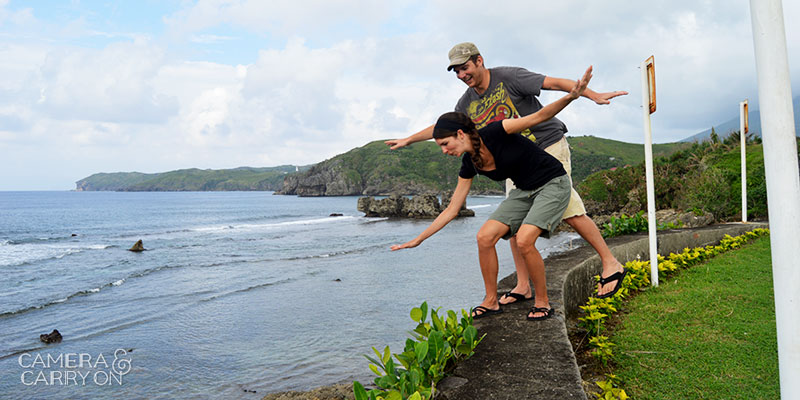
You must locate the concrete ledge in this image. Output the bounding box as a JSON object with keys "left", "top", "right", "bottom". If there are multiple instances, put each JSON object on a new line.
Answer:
{"left": 437, "top": 223, "right": 768, "bottom": 400}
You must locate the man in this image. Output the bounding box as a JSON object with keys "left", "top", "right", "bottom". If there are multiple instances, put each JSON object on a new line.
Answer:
{"left": 386, "top": 43, "right": 628, "bottom": 316}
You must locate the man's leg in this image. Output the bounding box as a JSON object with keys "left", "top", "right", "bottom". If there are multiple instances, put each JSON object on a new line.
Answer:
{"left": 544, "top": 137, "right": 624, "bottom": 296}
{"left": 563, "top": 213, "right": 625, "bottom": 296}
{"left": 475, "top": 220, "right": 511, "bottom": 313}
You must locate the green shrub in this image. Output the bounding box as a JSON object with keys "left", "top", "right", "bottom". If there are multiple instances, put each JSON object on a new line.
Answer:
{"left": 354, "top": 302, "right": 484, "bottom": 400}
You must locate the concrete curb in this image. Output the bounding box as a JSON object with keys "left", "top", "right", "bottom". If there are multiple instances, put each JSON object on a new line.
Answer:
{"left": 437, "top": 223, "right": 768, "bottom": 400}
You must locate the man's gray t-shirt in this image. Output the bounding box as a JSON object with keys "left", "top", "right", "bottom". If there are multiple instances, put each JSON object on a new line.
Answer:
{"left": 454, "top": 66, "right": 568, "bottom": 149}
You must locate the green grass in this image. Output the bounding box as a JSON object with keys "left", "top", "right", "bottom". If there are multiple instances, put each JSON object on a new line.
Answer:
{"left": 612, "top": 236, "right": 779, "bottom": 399}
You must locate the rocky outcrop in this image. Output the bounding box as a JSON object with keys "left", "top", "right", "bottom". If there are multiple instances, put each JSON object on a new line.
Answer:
{"left": 276, "top": 159, "right": 447, "bottom": 196}
{"left": 274, "top": 140, "right": 503, "bottom": 197}
{"left": 278, "top": 159, "right": 362, "bottom": 196}
{"left": 40, "top": 329, "right": 62, "bottom": 344}
{"left": 129, "top": 240, "right": 145, "bottom": 252}
{"left": 357, "top": 194, "right": 474, "bottom": 219}
{"left": 588, "top": 208, "right": 715, "bottom": 230}
{"left": 655, "top": 209, "right": 715, "bottom": 228}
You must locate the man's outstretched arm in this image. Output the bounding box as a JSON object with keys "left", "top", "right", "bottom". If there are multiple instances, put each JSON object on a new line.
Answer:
{"left": 542, "top": 76, "right": 627, "bottom": 105}
{"left": 384, "top": 124, "right": 435, "bottom": 150}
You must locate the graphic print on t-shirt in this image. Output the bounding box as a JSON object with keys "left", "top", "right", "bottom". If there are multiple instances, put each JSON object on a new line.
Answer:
{"left": 464, "top": 82, "right": 536, "bottom": 142}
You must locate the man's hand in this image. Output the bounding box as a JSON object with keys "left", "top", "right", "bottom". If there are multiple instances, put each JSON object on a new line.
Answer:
{"left": 384, "top": 138, "right": 411, "bottom": 150}
{"left": 390, "top": 239, "right": 421, "bottom": 251}
{"left": 589, "top": 90, "right": 628, "bottom": 105}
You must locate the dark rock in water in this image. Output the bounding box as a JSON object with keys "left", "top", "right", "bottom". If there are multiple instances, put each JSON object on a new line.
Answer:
{"left": 129, "top": 240, "right": 145, "bottom": 252}
{"left": 71, "top": 233, "right": 77, "bottom": 237}
{"left": 329, "top": 213, "right": 343, "bottom": 217}
{"left": 334, "top": 278, "right": 342, "bottom": 282}
{"left": 357, "top": 193, "right": 473, "bottom": 219}
{"left": 40, "top": 329, "right": 62, "bottom": 344}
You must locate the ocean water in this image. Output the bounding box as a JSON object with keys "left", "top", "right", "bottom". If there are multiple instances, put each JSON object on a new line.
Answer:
{"left": 0, "top": 191, "right": 579, "bottom": 399}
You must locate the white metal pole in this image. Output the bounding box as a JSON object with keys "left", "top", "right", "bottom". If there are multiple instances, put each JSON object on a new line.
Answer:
{"left": 640, "top": 57, "right": 658, "bottom": 287}
{"left": 749, "top": 0, "right": 800, "bottom": 398}
{"left": 740, "top": 100, "right": 748, "bottom": 223}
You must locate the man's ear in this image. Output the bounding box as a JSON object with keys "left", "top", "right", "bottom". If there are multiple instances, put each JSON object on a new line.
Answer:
{"left": 475, "top": 55, "right": 484, "bottom": 68}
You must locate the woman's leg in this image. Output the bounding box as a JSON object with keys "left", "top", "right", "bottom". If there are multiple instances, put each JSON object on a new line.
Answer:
{"left": 515, "top": 224, "right": 549, "bottom": 318}
{"left": 499, "top": 237, "right": 533, "bottom": 304}
{"left": 474, "top": 220, "right": 510, "bottom": 313}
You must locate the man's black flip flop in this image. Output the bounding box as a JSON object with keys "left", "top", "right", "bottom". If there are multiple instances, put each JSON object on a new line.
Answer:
{"left": 596, "top": 268, "right": 628, "bottom": 299}
{"left": 499, "top": 291, "right": 533, "bottom": 305}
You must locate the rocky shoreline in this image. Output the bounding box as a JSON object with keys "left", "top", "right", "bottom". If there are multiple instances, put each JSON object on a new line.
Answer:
{"left": 357, "top": 194, "right": 474, "bottom": 219}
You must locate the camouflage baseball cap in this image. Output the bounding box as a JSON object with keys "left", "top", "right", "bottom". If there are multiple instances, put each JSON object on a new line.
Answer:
{"left": 447, "top": 42, "right": 480, "bottom": 71}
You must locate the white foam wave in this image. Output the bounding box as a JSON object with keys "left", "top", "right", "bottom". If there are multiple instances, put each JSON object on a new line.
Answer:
{"left": 191, "top": 215, "right": 359, "bottom": 233}
{"left": 0, "top": 243, "right": 112, "bottom": 267}
{"left": 469, "top": 204, "right": 495, "bottom": 209}
{"left": 112, "top": 279, "right": 125, "bottom": 286}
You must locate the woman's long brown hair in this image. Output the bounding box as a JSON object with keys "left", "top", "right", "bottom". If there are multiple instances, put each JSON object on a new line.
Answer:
{"left": 433, "top": 112, "right": 484, "bottom": 169}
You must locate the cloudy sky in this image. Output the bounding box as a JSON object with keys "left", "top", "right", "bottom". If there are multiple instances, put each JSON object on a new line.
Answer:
{"left": 1, "top": 0, "right": 798, "bottom": 190}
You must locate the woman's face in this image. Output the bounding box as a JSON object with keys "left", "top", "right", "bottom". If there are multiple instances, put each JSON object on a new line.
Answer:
{"left": 435, "top": 131, "right": 468, "bottom": 157}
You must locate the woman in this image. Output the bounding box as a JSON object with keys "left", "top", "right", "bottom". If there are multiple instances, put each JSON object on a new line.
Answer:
{"left": 391, "top": 66, "right": 592, "bottom": 320}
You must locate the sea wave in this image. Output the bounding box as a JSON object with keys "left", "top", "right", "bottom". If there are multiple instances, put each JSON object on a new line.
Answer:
{"left": 0, "top": 243, "right": 113, "bottom": 268}
{"left": 113, "top": 215, "right": 369, "bottom": 240}
{"left": 198, "top": 215, "right": 360, "bottom": 232}
{"left": 0, "top": 283, "right": 112, "bottom": 318}
{"left": 1, "top": 234, "right": 79, "bottom": 246}
{"left": 200, "top": 277, "right": 295, "bottom": 302}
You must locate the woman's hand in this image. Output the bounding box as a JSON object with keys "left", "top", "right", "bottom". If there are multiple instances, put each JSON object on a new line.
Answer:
{"left": 570, "top": 66, "right": 593, "bottom": 99}
{"left": 390, "top": 238, "right": 421, "bottom": 251}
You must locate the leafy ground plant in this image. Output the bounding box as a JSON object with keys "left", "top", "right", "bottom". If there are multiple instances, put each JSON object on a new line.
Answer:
{"left": 353, "top": 302, "right": 484, "bottom": 400}
{"left": 601, "top": 211, "right": 683, "bottom": 238}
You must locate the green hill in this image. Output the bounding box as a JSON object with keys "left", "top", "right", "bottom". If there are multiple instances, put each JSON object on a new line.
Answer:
{"left": 75, "top": 136, "right": 694, "bottom": 194}
{"left": 76, "top": 166, "right": 304, "bottom": 191}
{"left": 569, "top": 136, "right": 693, "bottom": 183}
{"left": 576, "top": 135, "right": 798, "bottom": 221}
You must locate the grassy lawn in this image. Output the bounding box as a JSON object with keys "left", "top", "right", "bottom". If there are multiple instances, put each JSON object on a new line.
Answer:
{"left": 612, "top": 236, "right": 779, "bottom": 399}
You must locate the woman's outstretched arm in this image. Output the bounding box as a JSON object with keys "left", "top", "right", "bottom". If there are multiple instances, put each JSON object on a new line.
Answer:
{"left": 502, "top": 65, "right": 593, "bottom": 135}
{"left": 390, "top": 177, "right": 472, "bottom": 250}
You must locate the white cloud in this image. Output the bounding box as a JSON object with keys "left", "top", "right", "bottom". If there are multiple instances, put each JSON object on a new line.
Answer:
{"left": 163, "top": 0, "right": 393, "bottom": 40}
{"left": 35, "top": 41, "right": 178, "bottom": 123}
{"left": 0, "top": 0, "right": 797, "bottom": 189}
